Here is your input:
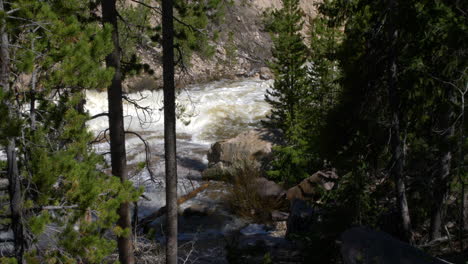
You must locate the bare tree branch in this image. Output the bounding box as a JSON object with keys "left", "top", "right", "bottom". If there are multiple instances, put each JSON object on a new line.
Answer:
{"left": 122, "top": 93, "right": 155, "bottom": 128}
{"left": 124, "top": 130, "right": 157, "bottom": 183}
{"left": 89, "top": 112, "right": 109, "bottom": 120}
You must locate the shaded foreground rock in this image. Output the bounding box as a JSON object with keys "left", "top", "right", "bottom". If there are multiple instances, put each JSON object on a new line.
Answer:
{"left": 286, "top": 199, "right": 316, "bottom": 238}
{"left": 341, "top": 227, "right": 448, "bottom": 264}
{"left": 227, "top": 227, "right": 304, "bottom": 264}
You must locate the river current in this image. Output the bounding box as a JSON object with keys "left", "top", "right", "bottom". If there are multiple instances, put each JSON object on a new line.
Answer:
{"left": 86, "top": 78, "right": 272, "bottom": 220}
{"left": 0, "top": 78, "right": 273, "bottom": 261}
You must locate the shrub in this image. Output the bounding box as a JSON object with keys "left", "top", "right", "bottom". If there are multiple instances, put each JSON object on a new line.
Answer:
{"left": 224, "top": 160, "right": 286, "bottom": 223}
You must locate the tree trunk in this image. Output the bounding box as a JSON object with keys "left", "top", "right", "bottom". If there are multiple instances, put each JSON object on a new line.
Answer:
{"left": 29, "top": 40, "right": 37, "bottom": 130}
{"left": 6, "top": 141, "right": 25, "bottom": 262}
{"left": 460, "top": 95, "right": 466, "bottom": 251}
{"left": 101, "top": 1, "right": 135, "bottom": 263}
{"left": 430, "top": 88, "right": 455, "bottom": 241}
{"left": 387, "top": 0, "right": 412, "bottom": 243}
{"left": 162, "top": 0, "right": 178, "bottom": 263}
{"left": 464, "top": 191, "right": 468, "bottom": 231}
{"left": 1, "top": 1, "right": 25, "bottom": 261}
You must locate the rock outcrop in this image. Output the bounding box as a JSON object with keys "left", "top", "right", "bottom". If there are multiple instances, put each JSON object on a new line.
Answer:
{"left": 286, "top": 170, "right": 338, "bottom": 202}
{"left": 126, "top": 0, "right": 319, "bottom": 91}
{"left": 341, "top": 227, "right": 447, "bottom": 264}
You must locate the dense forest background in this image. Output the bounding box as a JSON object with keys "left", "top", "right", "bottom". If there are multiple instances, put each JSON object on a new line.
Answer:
{"left": 0, "top": 0, "right": 466, "bottom": 263}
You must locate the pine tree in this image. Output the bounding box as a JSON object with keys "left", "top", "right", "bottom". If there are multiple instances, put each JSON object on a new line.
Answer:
{"left": 261, "top": 0, "right": 313, "bottom": 186}
{"left": 395, "top": 0, "right": 467, "bottom": 240}
{"left": 0, "top": 0, "right": 25, "bottom": 261}
{"left": 264, "top": 0, "right": 309, "bottom": 134}
{"left": 101, "top": 0, "right": 136, "bottom": 263}
{"left": 1, "top": 0, "right": 140, "bottom": 262}
{"left": 317, "top": 0, "right": 466, "bottom": 243}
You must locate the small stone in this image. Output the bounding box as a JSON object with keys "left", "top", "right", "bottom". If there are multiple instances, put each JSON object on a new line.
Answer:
{"left": 259, "top": 67, "right": 273, "bottom": 80}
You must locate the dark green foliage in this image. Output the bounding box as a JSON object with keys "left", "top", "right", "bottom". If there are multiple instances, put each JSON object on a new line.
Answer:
{"left": 1, "top": 0, "right": 141, "bottom": 262}
{"left": 262, "top": 0, "right": 313, "bottom": 186}
{"left": 117, "top": 0, "right": 155, "bottom": 78}
{"left": 173, "top": 0, "right": 223, "bottom": 63}
{"left": 111, "top": 0, "right": 223, "bottom": 80}
{"left": 263, "top": 0, "right": 466, "bottom": 253}
{"left": 264, "top": 0, "right": 342, "bottom": 186}
{"left": 224, "top": 31, "right": 237, "bottom": 66}
{"left": 263, "top": 0, "right": 308, "bottom": 132}
{"left": 310, "top": 0, "right": 467, "bottom": 244}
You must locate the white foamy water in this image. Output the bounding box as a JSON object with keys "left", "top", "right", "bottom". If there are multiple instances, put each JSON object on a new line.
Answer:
{"left": 86, "top": 78, "right": 272, "bottom": 216}
{"left": 86, "top": 78, "right": 272, "bottom": 145}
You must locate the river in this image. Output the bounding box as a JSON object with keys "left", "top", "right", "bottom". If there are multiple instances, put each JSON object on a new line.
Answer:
{"left": 86, "top": 78, "right": 273, "bottom": 262}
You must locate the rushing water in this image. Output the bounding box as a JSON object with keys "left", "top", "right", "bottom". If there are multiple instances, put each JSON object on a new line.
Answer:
{"left": 85, "top": 78, "right": 272, "bottom": 215}
{"left": 86, "top": 78, "right": 272, "bottom": 144}
{"left": 86, "top": 78, "right": 273, "bottom": 261}
{"left": 0, "top": 79, "right": 273, "bottom": 260}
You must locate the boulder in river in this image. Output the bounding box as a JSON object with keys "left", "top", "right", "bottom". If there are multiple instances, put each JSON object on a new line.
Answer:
{"left": 341, "top": 227, "right": 447, "bottom": 264}
{"left": 203, "top": 129, "right": 281, "bottom": 179}
{"left": 259, "top": 67, "right": 273, "bottom": 80}
{"left": 207, "top": 129, "right": 281, "bottom": 166}
{"left": 182, "top": 204, "right": 212, "bottom": 218}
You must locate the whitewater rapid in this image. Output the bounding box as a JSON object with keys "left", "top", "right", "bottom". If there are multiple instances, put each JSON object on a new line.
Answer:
{"left": 86, "top": 78, "right": 272, "bottom": 145}
{"left": 85, "top": 78, "right": 272, "bottom": 217}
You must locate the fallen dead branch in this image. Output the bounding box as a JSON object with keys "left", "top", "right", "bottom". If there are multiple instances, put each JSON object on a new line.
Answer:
{"left": 139, "top": 183, "right": 210, "bottom": 228}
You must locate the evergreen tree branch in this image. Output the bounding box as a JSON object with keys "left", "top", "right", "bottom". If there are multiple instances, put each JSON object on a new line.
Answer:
{"left": 128, "top": 0, "right": 206, "bottom": 35}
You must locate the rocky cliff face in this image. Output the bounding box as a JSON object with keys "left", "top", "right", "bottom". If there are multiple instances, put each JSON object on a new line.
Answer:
{"left": 126, "top": 0, "right": 317, "bottom": 91}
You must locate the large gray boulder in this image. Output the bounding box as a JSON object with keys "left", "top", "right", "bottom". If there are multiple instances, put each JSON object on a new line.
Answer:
{"left": 203, "top": 129, "right": 281, "bottom": 180}
{"left": 259, "top": 67, "right": 273, "bottom": 80}
{"left": 207, "top": 129, "right": 280, "bottom": 167}
{"left": 341, "top": 227, "right": 447, "bottom": 264}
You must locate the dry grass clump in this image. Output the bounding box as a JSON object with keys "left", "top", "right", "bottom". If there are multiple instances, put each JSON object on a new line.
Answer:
{"left": 134, "top": 238, "right": 165, "bottom": 264}
{"left": 224, "top": 160, "right": 284, "bottom": 223}
{"left": 105, "top": 237, "right": 165, "bottom": 264}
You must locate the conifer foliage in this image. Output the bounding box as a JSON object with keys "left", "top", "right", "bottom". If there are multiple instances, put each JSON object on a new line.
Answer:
{"left": 264, "top": 0, "right": 309, "bottom": 134}
{"left": 1, "top": 0, "right": 139, "bottom": 262}
{"left": 262, "top": 0, "right": 313, "bottom": 186}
